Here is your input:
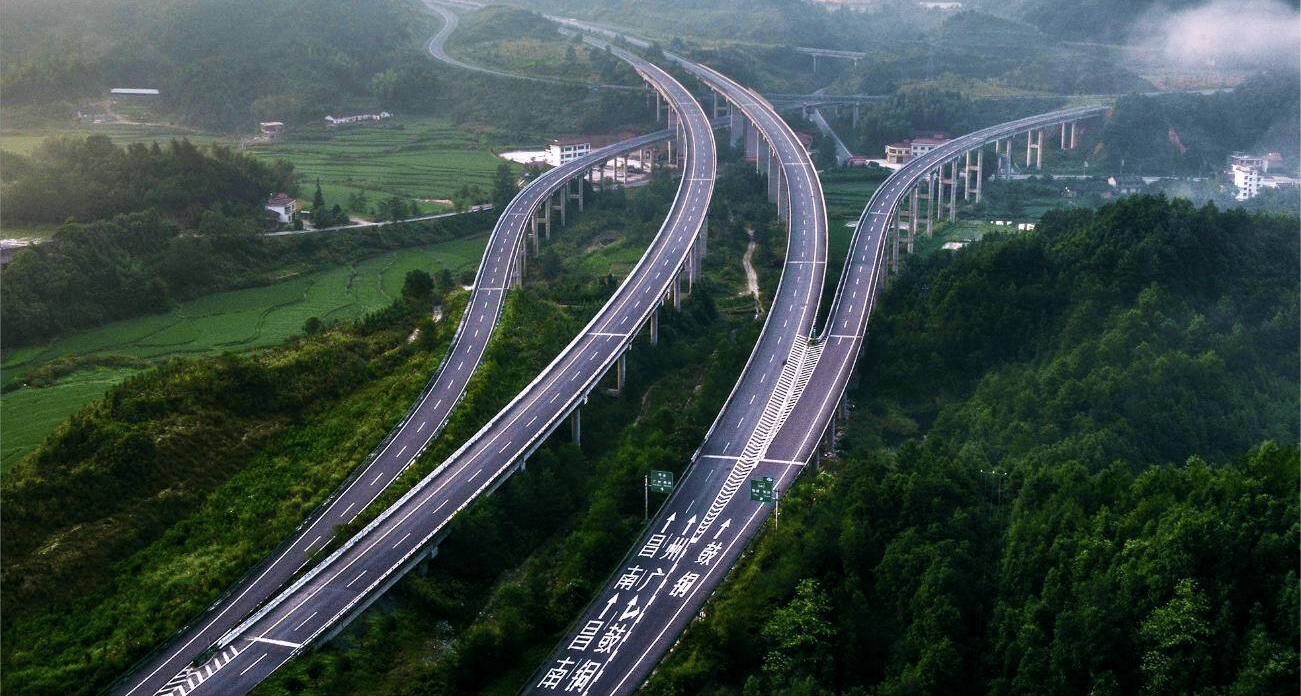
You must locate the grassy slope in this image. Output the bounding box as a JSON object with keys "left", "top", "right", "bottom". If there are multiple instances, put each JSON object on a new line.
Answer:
{"left": 0, "top": 238, "right": 486, "bottom": 471}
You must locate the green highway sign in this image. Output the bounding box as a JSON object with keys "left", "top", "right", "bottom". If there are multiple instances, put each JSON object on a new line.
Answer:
{"left": 648, "top": 469, "right": 674, "bottom": 493}
{"left": 749, "top": 476, "right": 774, "bottom": 504}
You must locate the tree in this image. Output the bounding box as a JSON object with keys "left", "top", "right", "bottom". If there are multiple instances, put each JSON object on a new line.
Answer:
{"left": 312, "top": 179, "right": 325, "bottom": 209}
{"left": 402, "top": 269, "right": 434, "bottom": 304}
{"left": 491, "top": 163, "right": 518, "bottom": 212}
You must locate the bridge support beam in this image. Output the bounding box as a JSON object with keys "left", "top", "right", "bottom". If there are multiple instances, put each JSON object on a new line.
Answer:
{"left": 948, "top": 159, "right": 960, "bottom": 221}
{"left": 647, "top": 308, "right": 659, "bottom": 346}
{"left": 916, "top": 173, "right": 934, "bottom": 238}
{"left": 604, "top": 353, "right": 627, "bottom": 395}
{"left": 1026, "top": 128, "right": 1043, "bottom": 170}
{"left": 571, "top": 407, "right": 581, "bottom": 444}
{"left": 965, "top": 149, "right": 983, "bottom": 203}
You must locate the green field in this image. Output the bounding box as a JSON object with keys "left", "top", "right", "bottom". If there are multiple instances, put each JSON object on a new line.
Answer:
{"left": 0, "top": 238, "right": 486, "bottom": 470}
{"left": 253, "top": 118, "right": 513, "bottom": 214}
{"left": 0, "top": 124, "right": 224, "bottom": 157}
{"left": 2, "top": 116, "right": 517, "bottom": 220}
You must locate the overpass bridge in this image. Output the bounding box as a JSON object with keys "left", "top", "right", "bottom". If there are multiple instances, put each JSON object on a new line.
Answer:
{"left": 523, "top": 46, "right": 832, "bottom": 696}
{"left": 127, "top": 40, "right": 718, "bottom": 696}
{"left": 523, "top": 32, "right": 1108, "bottom": 696}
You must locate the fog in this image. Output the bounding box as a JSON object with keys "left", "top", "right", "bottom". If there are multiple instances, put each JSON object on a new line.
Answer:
{"left": 1132, "top": 0, "right": 1301, "bottom": 69}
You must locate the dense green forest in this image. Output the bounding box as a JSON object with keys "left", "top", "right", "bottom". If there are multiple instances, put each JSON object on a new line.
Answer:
{"left": 1, "top": 0, "right": 432, "bottom": 131}
{"left": 1098, "top": 72, "right": 1301, "bottom": 176}
{"left": 1, "top": 136, "right": 297, "bottom": 226}
{"left": 643, "top": 195, "right": 1299, "bottom": 696}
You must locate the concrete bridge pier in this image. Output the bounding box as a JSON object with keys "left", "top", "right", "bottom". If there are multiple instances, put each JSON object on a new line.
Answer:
{"left": 648, "top": 308, "right": 659, "bottom": 346}
{"left": 604, "top": 352, "right": 627, "bottom": 395}
{"left": 1026, "top": 128, "right": 1043, "bottom": 170}
{"left": 964, "top": 149, "right": 983, "bottom": 203}
{"left": 947, "top": 159, "right": 960, "bottom": 221}
{"left": 729, "top": 109, "right": 745, "bottom": 149}
{"left": 567, "top": 176, "right": 583, "bottom": 217}
{"left": 778, "top": 168, "right": 789, "bottom": 221}
{"left": 916, "top": 173, "right": 934, "bottom": 237}
{"left": 571, "top": 405, "right": 581, "bottom": 444}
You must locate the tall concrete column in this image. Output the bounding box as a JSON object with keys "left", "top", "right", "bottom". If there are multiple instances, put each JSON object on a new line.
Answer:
{"left": 648, "top": 308, "right": 659, "bottom": 346}
{"left": 907, "top": 187, "right": 919, "bottom": 249}
{"left": 604, "top": 353, "right": 626, "bottom": 395}
{"left": 1026, "top": 129, "right": 1043, "bottom": 170}
{"left": 917, "top": 173, "right": 933, "bottom": 237}
{"left": 672, "top": 272, "right": 682, "bottom": 310}
{"left": 948, "top": 159, "right": 959, "bottom": 221}
{"left": 571, "top": 407, "right": 581, "bottom": 444}
{"left": 970, "top": 149, "right": 983, "bottom": 203}
{"left": 544, "top": 193, "right": 552, "bottom": 239}
{"left": 1069, "top": 121, "right": 1078, "bottom": 150}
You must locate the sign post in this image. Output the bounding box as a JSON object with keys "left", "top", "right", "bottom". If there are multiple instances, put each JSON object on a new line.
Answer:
{"left": 749, "top": 476, "right": 778, "bottom": 529}
{"left": 646, "top": 470, "right": 674, "bottom": 520}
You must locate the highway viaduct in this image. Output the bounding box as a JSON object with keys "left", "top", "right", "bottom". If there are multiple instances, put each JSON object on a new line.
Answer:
{"left": 128, "top": 39, "right": 719, "bottom": 696}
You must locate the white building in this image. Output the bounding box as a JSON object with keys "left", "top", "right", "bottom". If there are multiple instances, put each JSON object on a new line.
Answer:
{"left": 1232, "top": 163, "right": 1261, "bottom": 200}
{"left": 909, "top": 134, "right": 947, "bottom": 157}
{"left": 266, "top": 193, "right": 297, "bottom": 223}
{"left": 547, "top": 137, "right": 591, "bottom": 167}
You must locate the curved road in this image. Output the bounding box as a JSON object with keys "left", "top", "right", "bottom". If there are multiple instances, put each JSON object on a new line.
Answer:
{"left": 524, "top": 54, "right": 830, "bottom": 696}
{"left": 523, "top": 34, "right": 1105, "bottom": 695}
{"left": 112, "top": 101, "right": 677, "bottom": 696}
{"left": 424, "top": 0, "right": 642, "bottom": 91}
{"left": 151, "top": 44, "right": 716, "bottom": 696}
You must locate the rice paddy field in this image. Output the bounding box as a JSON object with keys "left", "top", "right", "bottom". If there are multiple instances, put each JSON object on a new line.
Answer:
{"left": 0, "top": 124, "right": 223, "bottom": 157}
{"left": 252, "top": 118, "right": 514, "bottom": 214}
{"left": 0, "top": 238, "right": 487, "bottom": 471}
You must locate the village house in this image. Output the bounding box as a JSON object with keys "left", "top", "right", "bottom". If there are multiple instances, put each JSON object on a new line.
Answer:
{"left": 265, "top": 193, "right": 297, "bottom": 224}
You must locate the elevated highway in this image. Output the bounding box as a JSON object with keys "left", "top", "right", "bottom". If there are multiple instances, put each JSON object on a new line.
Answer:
{"left": 139, "top": 44, "right": 716, "bottom": 696}
{"left": 524, "top": 52, "right": 831, "bottom": 696}
{"left": 524, "top": 41, "right": 1106, "bottom": 693}
{"left": 113, "top": 112, "right": 679, "bottom": 696}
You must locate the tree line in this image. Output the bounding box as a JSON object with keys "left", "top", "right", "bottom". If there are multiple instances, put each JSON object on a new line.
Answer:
{"left": 2, "top": 135, "right": 297, "bottom": 227}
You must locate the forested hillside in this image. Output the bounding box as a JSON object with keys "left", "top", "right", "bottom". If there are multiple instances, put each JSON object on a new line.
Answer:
{"left": 1, "top": 0, "right": 432, "bottom": 131}
{"left": 645, "top": 195, "right": 1299, "bottom": 696}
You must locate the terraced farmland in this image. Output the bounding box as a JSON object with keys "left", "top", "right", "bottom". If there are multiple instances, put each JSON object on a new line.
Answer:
{"left": 254, "top": 118, "right": 512, "bottom": 214}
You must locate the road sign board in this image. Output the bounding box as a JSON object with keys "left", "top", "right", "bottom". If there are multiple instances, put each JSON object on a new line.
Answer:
{"left": 648, "top": 469, "right": 674, "bottom": 493}
{"left": 749, "top": 476, "right": 774, "bottom": 504}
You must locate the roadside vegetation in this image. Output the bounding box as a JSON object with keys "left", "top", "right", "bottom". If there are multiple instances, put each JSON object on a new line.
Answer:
{"left": 0, "top": 238, "right": 487, "bottom": 469}
{"left": 643, "top": 194, "right": 1299, "bottom": 696}
{"left": 0, "top": 143, "right": 769, "bottom": 696}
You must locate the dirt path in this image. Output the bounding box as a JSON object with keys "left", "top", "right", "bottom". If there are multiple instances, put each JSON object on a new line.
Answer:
{"left": 742, "top": 227, "right": 762, "bottom": 318}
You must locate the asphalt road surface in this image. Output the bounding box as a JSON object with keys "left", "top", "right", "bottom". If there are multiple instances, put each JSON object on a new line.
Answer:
{"left": 113, "top": 113, "right": 677, "bottom": 696}
{"left": 523, "top": 57, "right": 830, "bottom": 696}
{"left": 151, "top": 46, "right": 717, "bottom": 696}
